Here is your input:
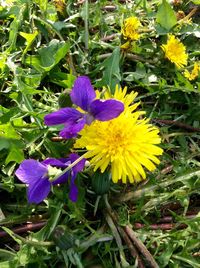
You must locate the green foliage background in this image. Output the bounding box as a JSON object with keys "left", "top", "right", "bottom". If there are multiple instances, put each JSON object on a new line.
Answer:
{"left": 0, "top": 0, "right": 200, "bottom": 267}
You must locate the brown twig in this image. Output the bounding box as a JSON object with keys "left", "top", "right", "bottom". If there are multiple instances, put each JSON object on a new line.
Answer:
{"left": 101, "top": 33, "right": 119, "bottom": 42}
{"left": 101, "top": 5, "right": 117, "bottom": 11}
{"left": 156, "top": 165, "right": 173, "bottom": 179}
{"left": 153, "top": 118, "right": 200, "bottom": 133}
{"left": 0, "top": 221, "right": 46, "bottom": 238}
{"left": 124, "top": 225, "right": 159, "bottom": 268}
{"left": 133, "top": 222, "right": 187, "bottom": 230}
{"left": 156, "top": 214, "right": 196, "bottom": 223}
{"left": 118, "top": 226, "right": 145, "bottom": 268}
{"left": 179, "top": 7, "right": 198, "bottom": 22}
{"left": 126, "top": 53, "right": 154, "bottom": 64}
{"left": 193, "top": 251, "right": 200, "bottom": 257}
{"left": 96, "top": 52, "right": 153, "bottom": 65}
{"left": 51, "top": 137, "right": 66, "bottom": 142}
{"left": 160, "top": 165, "right": 173, "bottom": 175}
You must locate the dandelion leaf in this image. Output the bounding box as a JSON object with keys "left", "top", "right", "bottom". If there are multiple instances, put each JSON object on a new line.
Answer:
{"left": 156, "top": 0, "right": 177, "bottom": 31}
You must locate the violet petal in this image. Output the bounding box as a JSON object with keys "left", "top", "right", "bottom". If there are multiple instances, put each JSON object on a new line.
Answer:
{"left": 69, "top": 153, "right": 86, "bottom": 173}
{"left": 69, "top": 172, "right": 78, "bottom": 202}
{"left": 28, "top": 178, "right": 51, "bottom": 204}
{"left": 89, "top": 99, "right": 124, "bottom": 121}
{"left": 44, "top": 108, "right": 83, "bottom": 126}
{"left": 15, "top": 159, "right": 47, "bottom": 184}
{"left": 70, "top": 76, "right": 96, "bottom": 111}
{"left": 52, "top": 172, "right": 70, "bottom": 185}
{"left": 42, "top": 158, "right": 69, "bottom": 168}
{"left": 59, "top": 118, "right": 86, "bottom": 138}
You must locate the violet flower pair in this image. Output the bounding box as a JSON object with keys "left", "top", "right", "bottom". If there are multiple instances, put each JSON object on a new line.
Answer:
{"left": 44, "top": 76, "right": 124, "bottom": 138}
{"left": 15, "top": 76, "right": 124, "bottom": 204}
{"left": 15, "top": 154, "right": 85, "bottom": 204}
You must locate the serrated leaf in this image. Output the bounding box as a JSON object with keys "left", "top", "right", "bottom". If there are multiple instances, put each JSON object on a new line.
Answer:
{"left": 5, "top": 143, "right": 24, "bottom": 164}
{"left": 173, "top": 254, "right": 200, "bottom": 267}
{"left": 0, "top": 123, "right": 20, "bottom": 139}
{"left": 20, "top": 31, "right": 38, "bottom": 56}
{"left": 156, "top": 0, "right": 177, "bottom": 30}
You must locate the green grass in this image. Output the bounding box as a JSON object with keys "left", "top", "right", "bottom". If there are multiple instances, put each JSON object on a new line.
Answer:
{"left": 0, "top": 0, "right": 200, "bottom": 267}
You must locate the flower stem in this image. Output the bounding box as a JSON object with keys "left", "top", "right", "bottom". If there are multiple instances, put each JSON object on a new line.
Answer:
{"left": 51, "top": 153, "right": 88, "bottom": 182}
{"left": 84, "top": 0, "right": 89, "bottom": 51}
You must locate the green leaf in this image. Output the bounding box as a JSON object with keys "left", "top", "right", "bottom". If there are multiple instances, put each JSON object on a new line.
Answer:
{"left": 191, "top": 0, "right": 200, "bottom": 4}
{"left": 0, "top": 249, "right": 16, "bottom": 261}
{"left": 7, "top": 4, "right": 26, "bottom": 52}
{"left": 1, "top": 227, "right": 22, "bottom": 245}
{"left": 0, "top": 138, "right": 10, "bottom": 151}
{"left": 34, "top": 0, "right": 48, "bottom": 12}
{"left": 97, "top": 47, "right": 121, "bottom": 94}
{"left": 20, "top": 31, "right": 38, "bottom": 56}
{"left": 156, "top": 0, "right": 177, "bottom": 31}
{"left": 5, "top": 143, "right": 24, "bottom": 164}
{"left": 172, "top": 254, "right": 200, "bottom": 267}
{"left": 0, "top": 53, "right": 7, "bottom": 72}
{"left": 0, "top": 123, "right": 20, "bottom": 139}
{"left": 25, "top": 39, "right": 70, "bottom": 73}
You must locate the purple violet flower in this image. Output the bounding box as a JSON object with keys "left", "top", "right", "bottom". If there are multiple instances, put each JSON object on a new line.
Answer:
{"left": 15, "top": 154, "right": 86, "bottom": 204}
{"left": 44, "top": 76, "right": 124, "bottom": 138}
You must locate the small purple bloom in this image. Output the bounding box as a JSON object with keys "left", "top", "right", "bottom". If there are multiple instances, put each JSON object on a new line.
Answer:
{"left": 44, "top": 76, "right": 124, "bottom": 138}
{"left": 15, "top": 154, "right": 86, "bottom": 204}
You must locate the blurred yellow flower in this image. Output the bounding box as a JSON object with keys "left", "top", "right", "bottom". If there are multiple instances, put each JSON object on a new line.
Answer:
{"left": 184, "top": 63, "right": 200, "bottom": 81}
{"left": 120, "top": 41, "right": 131, "bottom": 50}
{"left": 121, "top": 17, "right": 141, "bottom": 41}
{"left": 74, "top": 87, "right": 163, "bottom": 184}
{"left": 161, "top": 35, "right": 188, "bottom": 69}
{"left": 53, "top": 0, "right": 66, "bottom": 15}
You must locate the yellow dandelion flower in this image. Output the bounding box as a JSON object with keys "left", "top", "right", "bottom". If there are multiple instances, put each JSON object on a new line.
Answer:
{"left": 120, "top": 41, "right": 131, "bottom": 50}
{"left": 53, "top": 0, "right": 66, "bottom": 15}
{"left": 74, "top": 87, "right": 163, "bottom": 184}
{"left": 121, "top": 17, "right": 141, "bottom": 41}
{"left": 161, "top": 34, "right": 188, "bottom": 69}
{"left": 184, "top": 63, "right": 200, "bottom": 81}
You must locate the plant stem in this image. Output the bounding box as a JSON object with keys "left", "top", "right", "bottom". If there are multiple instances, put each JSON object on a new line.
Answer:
{"left": 105, "top": 213, "right": 129, "bottom": 267}
{"left": 84, "top": 0, "right": 89, "bottom": 51}
{"left": 0, "top": 222, "right": 46, "bottom": 238}
{"left": 23, "top": 94, "right": 43, "bottom": 129}
{"left": 51, "top": 153, "right": 88, "bottom": 182}
{"left": 104, "top": 195, "right": 129, "bottom": 267}
{"left": 2, "top": 227, "right": 53, "bottom": 247}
